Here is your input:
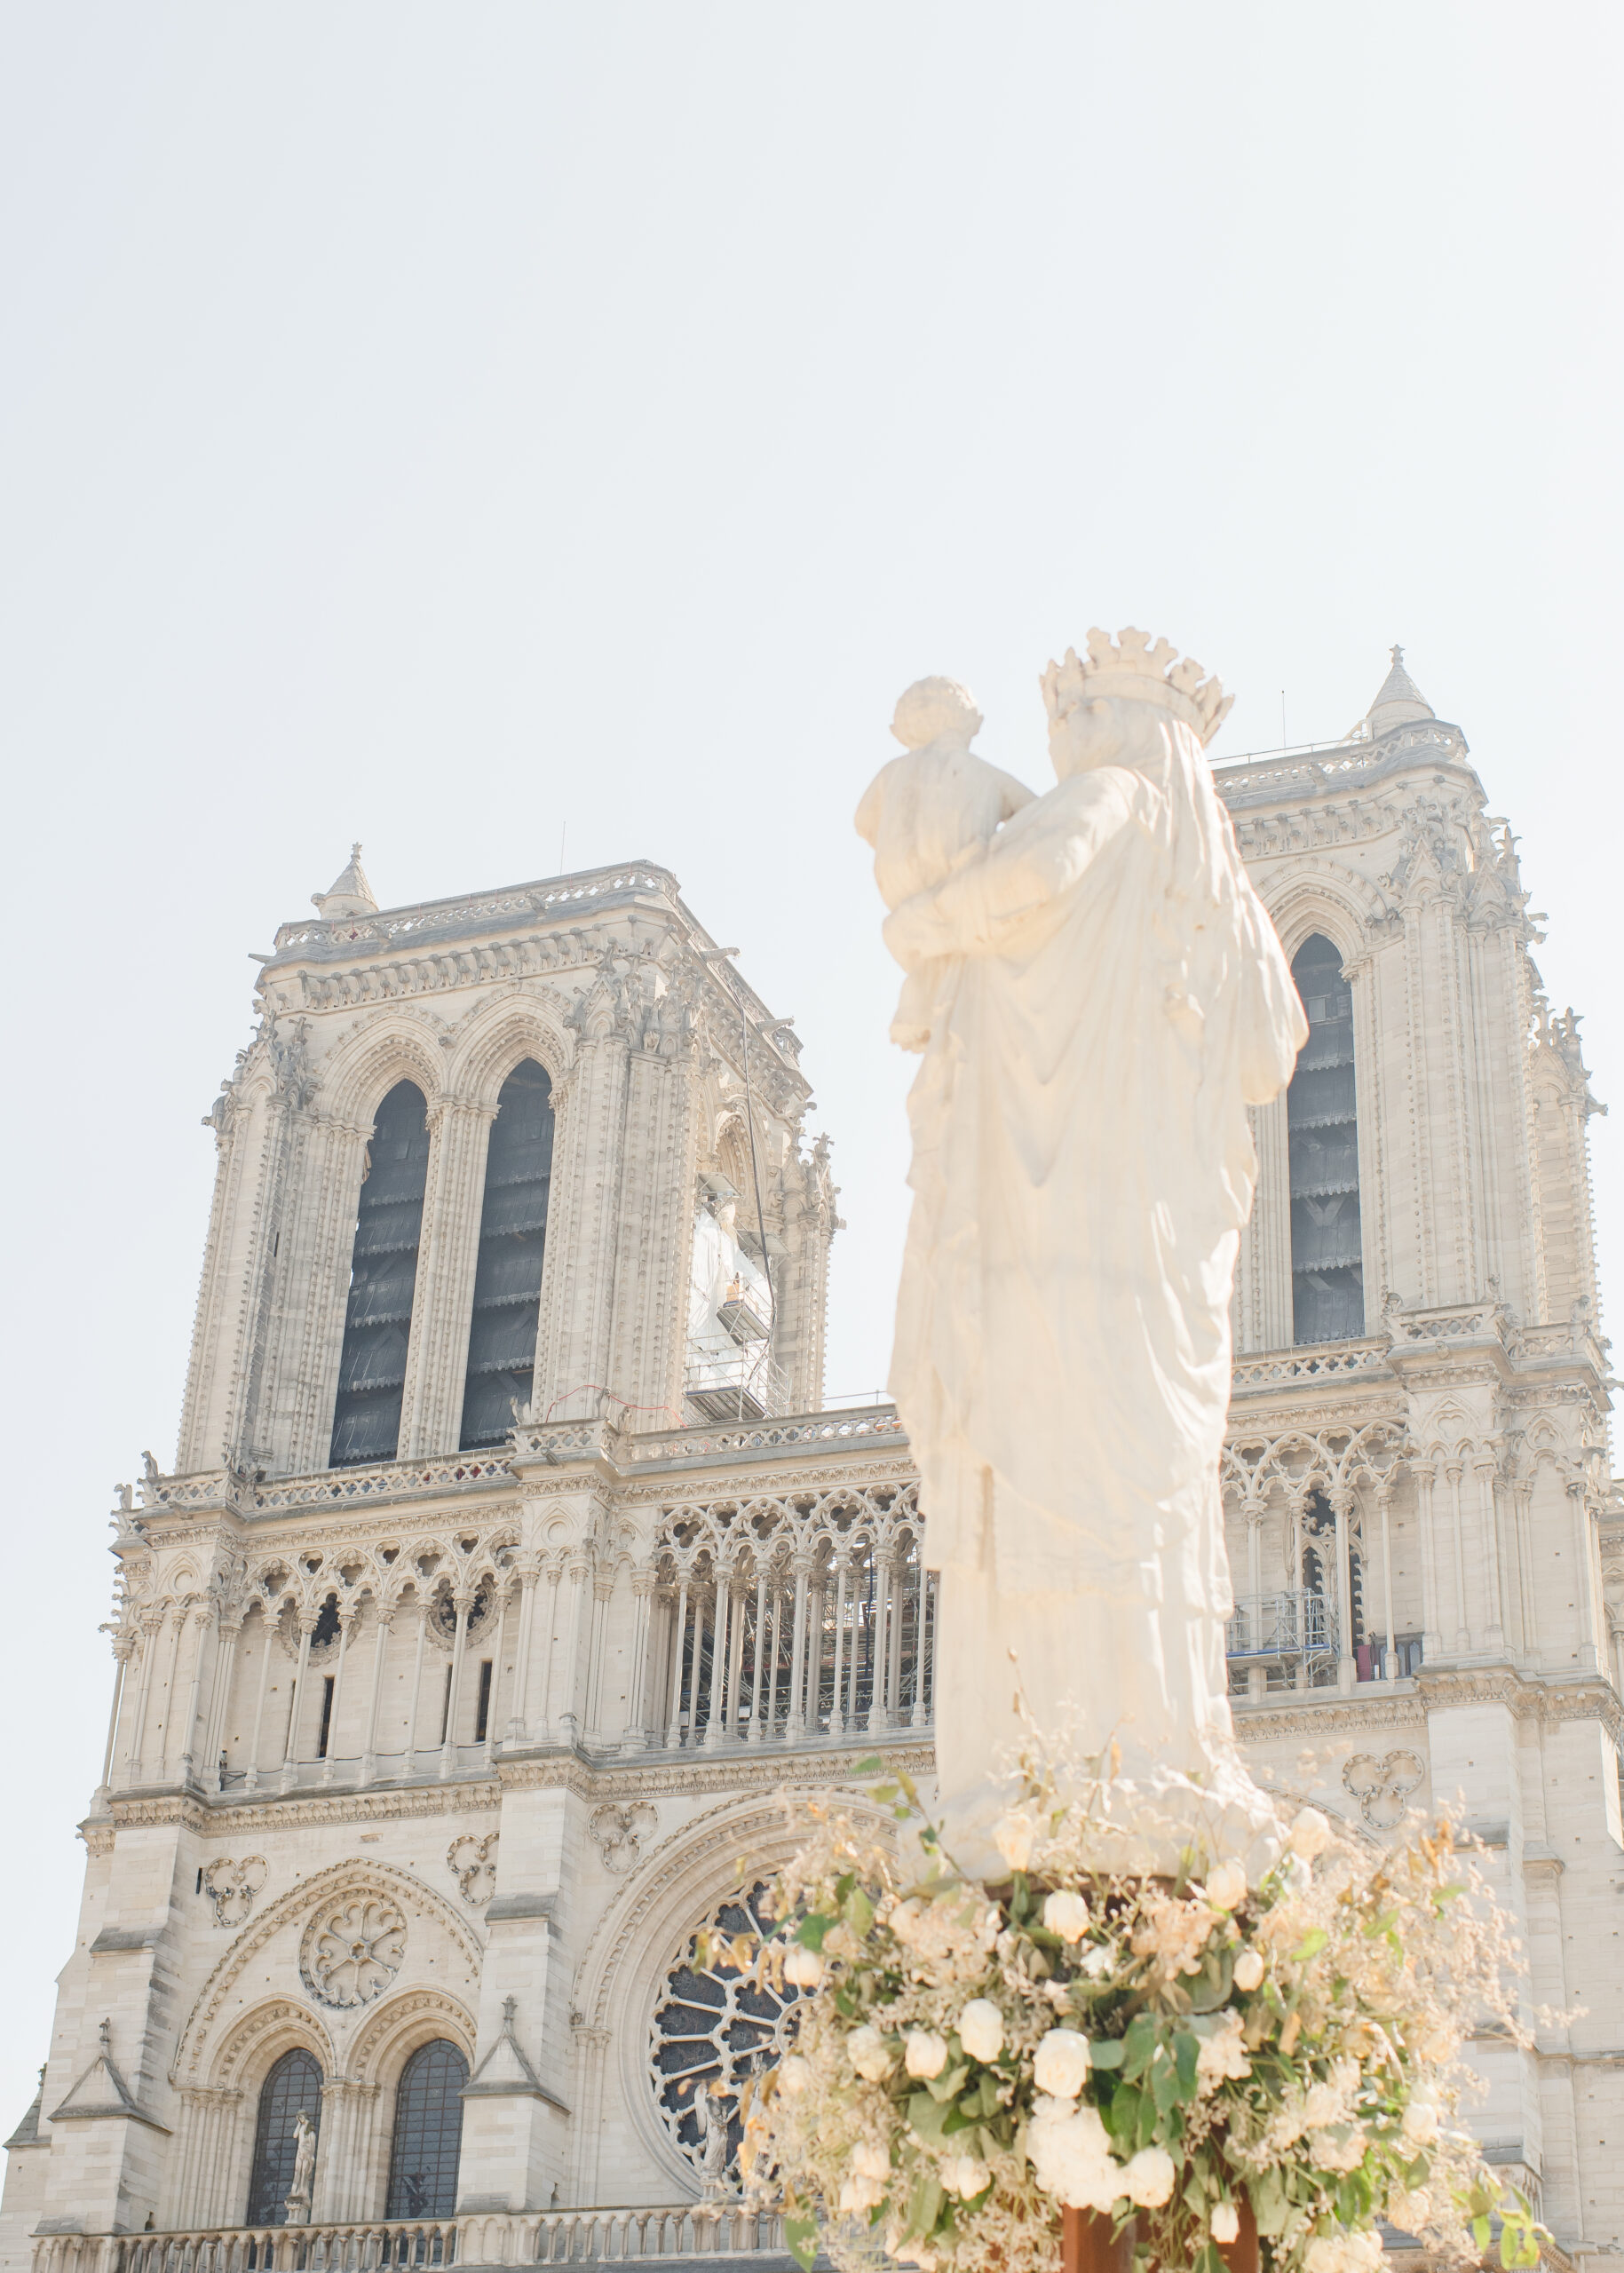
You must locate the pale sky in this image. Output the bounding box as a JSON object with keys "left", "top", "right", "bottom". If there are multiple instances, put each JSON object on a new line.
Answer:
{"left": 2, "top": 3, "right": 1620, "bottom": 2129}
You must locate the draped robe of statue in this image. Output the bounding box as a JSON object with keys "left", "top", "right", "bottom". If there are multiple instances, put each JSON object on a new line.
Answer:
{"left": 880, "top": 685, "right": 1308, "bottom": 1876}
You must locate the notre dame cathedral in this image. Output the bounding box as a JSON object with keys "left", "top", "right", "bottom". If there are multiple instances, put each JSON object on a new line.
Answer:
{"left": 4, "top": 653, "right": 1620, "bottom": 2270}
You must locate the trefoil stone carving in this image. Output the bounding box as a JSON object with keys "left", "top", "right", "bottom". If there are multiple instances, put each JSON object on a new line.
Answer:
{"left": 201, "top": 1856, "right": 267, "bottom": 1927}
{"left": 589, "top": 1802, "right": 657, "bottom": 1874}
{"left": 447, "top": 1832, "right": 499, "bottom": 1904}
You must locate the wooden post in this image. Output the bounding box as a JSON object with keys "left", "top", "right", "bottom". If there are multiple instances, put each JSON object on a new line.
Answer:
{"left": 1060, "top": 2194, "right": 1257, "bottom": 2273}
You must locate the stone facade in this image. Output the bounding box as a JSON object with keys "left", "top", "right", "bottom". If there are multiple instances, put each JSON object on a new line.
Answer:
{"left": 4, "top": 660, "right": 1620, "bottom": 2270}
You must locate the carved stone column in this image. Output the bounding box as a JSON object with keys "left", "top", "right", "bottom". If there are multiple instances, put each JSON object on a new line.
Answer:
{"left": 1445, "top": 1458, "right": 1471, "bottom": 1652}
{"left": 321, "top": 1604, "right": 355, "bottom": 1783}
{"left": 1329, "top": 1490, "right": 1356, "bottom": 1692}
{"left": 313, "top": 2079, "right": 381, "bottom": 2224}
{"left": 281, "top": 1611, "right": 316, "bottom": 1791}
{"left": 359, "top": 1605, "right": 393, "bottom": 1784}
{"left": 441, "top": 1591, "right": 473, "bottom": 1776}
{"left": 1413, "top": 1454, "right": 1443, "bottom": 1659}
{"left": 621, "top": 1567, "right": 656, "bottom": 1753}
{"left": 509, "top": 1560, "right": 540, "bottom": 1741}
{"left": 1474, "top": 1446, "right": 1507, "bottom": 1650}
{"left": 97, "top": 1636, "right": 135, "bottom": 1803}
{"left": 399, "top": 1095, "right": 498, "bottom": 1458}
{"left": 201, "top": 1610, "right": 243, "bottom": 1792}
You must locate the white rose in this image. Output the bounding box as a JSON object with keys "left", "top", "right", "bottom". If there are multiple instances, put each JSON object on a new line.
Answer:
{"left": 1026, "top": 2098, "right": 1121, "bottom": 2214}
{"left": 839, "top": 2174, "right": 886, "bottom": 2214}
{"left": 1303, "top": 2239, "right": 1343, "bottom": 2273}
{"left": 1310, "top": 2126, "right": 1367, "bottom": 2173}
{"left": 939, "top": 2152, "right": 988, "bottom": 2199}
{"left": 1033, "top": 2028, "right": 1091, "bottom": 2099}
{"left": 1205, "top": 1860, "right": 1248, "bottom": 1912}
{"left": 784, "top": 1944, "right": 824, "bottom": 1988}
{"left": 1401, "top": 2097, "right": 1438, "bottom": 2147}
{"left": 848, "top": 2024, "right": 893, "bottom": 2082}
{"left": 1232, "top": 1947, "right": 1265, "bottom": 1992}
{"left": 890, "top": 1899, "right": 922, "bottom": 1945}
{"left": 993, "top": 1812, "right": 1037, "bottom": 1873}
{"left": 1043, "top": 1889, "right": 1091, "bottom": 1943}
{"left": 905, "top": 2030, "right": 948, "bottom": 2079}
{"left": 958, "top": 1999, "right": 1005, "bottom": 2062}
{"left": 852, "top": 2140, "right": 891, "bottom": 2182}
{"left": 779, "top": 2055, "right": 811, "bottom": 2095}
{"left": 1122, "top": 2146, "right": 1176, "bottom": 2208}
{"left": 1341, "top": 2237, "right": 1383, "bottom": 2273}
{"left": 1288, "top": 1808, "right": 1332, "bottom": 1859}
{"left": 1210, "top": 2202, "right": 1240, "bottom": 2245}
{"left": 1412, "top": 2020, "right": 1454, "bottom": 2063}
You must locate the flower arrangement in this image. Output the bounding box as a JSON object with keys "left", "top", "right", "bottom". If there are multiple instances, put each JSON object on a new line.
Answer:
{"left": 725, "top": 1751, "right": 1546, "bottom": 2273}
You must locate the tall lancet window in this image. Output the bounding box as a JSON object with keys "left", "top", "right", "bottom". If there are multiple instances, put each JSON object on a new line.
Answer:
{"left": 461, "top": 1059, "right": 555, "bottom": 1448}
{"left": 1287, "top": 935, "right": 1364, "bottom": 1343}
{"left": 329, "top": 1081, "right": 431, "bottom": 1468}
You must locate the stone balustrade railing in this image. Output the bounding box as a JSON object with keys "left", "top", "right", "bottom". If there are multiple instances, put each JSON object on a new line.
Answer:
{"left": 1213, "top": 722, "right": 1466, "bottom": 808}
{"left": 32, "top": 2205, "right": 788, "bottom": 2273}
{"left": 133, "top": 1410, "right": 908, "bottom": 1522}
{"left": 269, "top": 867, "right": 677, "bottom": 958}
{"left": 1229, "top": 1339, "right": 1390, "bottom": 1391}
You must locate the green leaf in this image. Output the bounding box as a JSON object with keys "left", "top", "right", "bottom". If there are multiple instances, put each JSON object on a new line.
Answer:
{"left": 926, "top": 2063, "right": 970, "bottom": 2103}
{"left": 1473, "top": 2216, "right": 1493, "bottom": 2253}
{"left": 1188, "top": 1947, "right": 1235, "bottom": 2015}
{"left": 1102, "top": 2082, "right": 1139, "bottom": 2142}
{"left": 1289, "top": 1928, "right": 1329, "bottom": 1963}
{"left": 907, "top": 2089, "right": 954, "bottom": 2147}
{"left": 845, "top": 1886, "right": 875, "bottom": 1937}
{"left": 1174, "top": 2032, "right": 1200, "bottom": 2099}
{"left": 852, "top": 1755, "right": 884, "bottom": 1774}
{"left": 1252, "top": 2169, "right": 1287, "bottom": 2237}
{"left": 1121, "top": 2014, "right": 1160, "bottom": 2082}
{"left": 786, "top": 2214, "right": 819, "bottom": 2271}
{"left": 796, "top": 1913, "right": 836, "bottom": 1951}
{"left": 1087, "top": 2038, "right": 1125, "bottom": 2070}
{"left": 906, "top": 2170, "right": 945, "bottom": 2240}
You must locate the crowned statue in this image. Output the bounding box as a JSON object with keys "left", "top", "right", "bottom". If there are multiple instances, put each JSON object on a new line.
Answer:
{"left": 858, "top": 630, "right": 1309, "bottom": 1879}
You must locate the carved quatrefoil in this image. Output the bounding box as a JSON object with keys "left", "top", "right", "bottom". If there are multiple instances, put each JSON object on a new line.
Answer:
{"left": 1342, "top": 1749, "right": 1425, "bottom": 1831}
{"left": 300, "top": 1896, "right": 407, "bottom": 2008}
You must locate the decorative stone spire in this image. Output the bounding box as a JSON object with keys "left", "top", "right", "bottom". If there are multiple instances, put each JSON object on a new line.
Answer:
{"left": 1366, "top": 645, "right": 1435, "bottom": 738}
{"left": 312, "top": 842, "right": 377, "bottom": 920}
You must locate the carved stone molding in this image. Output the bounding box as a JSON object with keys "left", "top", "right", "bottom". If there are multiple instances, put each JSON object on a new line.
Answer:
{"left": 173, "top": 1857, "right": 484, "bottom": 2084}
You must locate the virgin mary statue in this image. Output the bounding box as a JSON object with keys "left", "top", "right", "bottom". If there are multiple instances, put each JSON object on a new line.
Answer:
{"left": 870, "top": 630, "right": 1308, "bottom": 1877}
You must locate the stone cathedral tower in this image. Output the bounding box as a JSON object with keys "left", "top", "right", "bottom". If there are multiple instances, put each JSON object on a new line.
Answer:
{"left": 4, "top": 658, "right": 1622, "bottom": 2272}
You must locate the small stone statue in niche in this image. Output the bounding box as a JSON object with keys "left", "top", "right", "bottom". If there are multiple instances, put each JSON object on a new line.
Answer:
{"left": 283, "top": 2108, "right": 317, "bottom": 2225}
{"left": 855, "top": 676, "right": 1032, "bottom": 1052}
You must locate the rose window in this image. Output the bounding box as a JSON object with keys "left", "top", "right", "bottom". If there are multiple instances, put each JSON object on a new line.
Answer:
{"left": 302, "top": 1896, "right": 408, "bottom": 2008}
{"left": 650, "top": 1882, "right": 805, "bottom": 2186}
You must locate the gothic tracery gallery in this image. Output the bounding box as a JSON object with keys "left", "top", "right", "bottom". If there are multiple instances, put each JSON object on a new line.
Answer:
{"left": 4, "top": 653, "right": 1622, "bottom": 2268}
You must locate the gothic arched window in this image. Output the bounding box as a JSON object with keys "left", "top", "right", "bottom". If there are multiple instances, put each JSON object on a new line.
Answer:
{"left": 385, "top": 2038, "right": 469, "bottom": 2219}
{"left": 460, "top": 1060, "right": 555, "bottom": 1448}
{"left": 329, "top": 1081, "right": 431, "bottom": 1468}
{"left": 1287, "top": 936, "right": 1364, "bottom": 1344}
{"left": 246, "top": 2047, "right": 323, "bottom": 2225}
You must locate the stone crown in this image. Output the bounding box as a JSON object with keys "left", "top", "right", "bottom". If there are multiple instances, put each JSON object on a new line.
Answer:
{"left": 1041, "top": 627, "right": 1233, "bottom": 747}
